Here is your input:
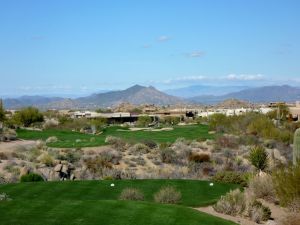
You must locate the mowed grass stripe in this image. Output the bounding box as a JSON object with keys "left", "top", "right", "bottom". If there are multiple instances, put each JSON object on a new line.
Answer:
{"left": 0, "top": 180, "right": 238, "bottom": 207}
{"left": 0, "top": 200, "right": 237, "bottom": 225}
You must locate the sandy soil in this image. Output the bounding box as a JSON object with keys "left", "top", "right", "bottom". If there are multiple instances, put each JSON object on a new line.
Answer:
{"left": 117, "top": 127, "right": 174, "bottom": 132}
{"left": 0, "top": 140, "right": 37, "bottom": 153}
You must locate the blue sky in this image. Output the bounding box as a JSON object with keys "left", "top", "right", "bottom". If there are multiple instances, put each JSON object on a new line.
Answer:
{"left": 0, "top": 0, "right": 300, "bottom": 97}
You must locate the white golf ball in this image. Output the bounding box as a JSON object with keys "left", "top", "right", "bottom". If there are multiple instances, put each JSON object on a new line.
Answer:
{"left": 110, "top": 183, "right": 115, "bottom": 187}
{"left": 209, "top": 182, "right": 214, "bottom": 186}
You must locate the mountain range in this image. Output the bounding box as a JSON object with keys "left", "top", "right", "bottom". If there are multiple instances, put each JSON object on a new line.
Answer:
{"left": 2, "top": 85, "right": 300, "bottom": 109}
{"left": 3, "top": 85, "right": 183, "bottom": 109}
{"left": 165, "top": 85, "right": 249, "bottom": 98}
{"left": 188, "top": 85, "right": 300, "bottom": 104}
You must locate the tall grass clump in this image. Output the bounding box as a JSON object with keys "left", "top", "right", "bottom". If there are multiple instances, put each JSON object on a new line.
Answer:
{"left": 119, "top": 188, "right": 144, "bottom": 201}
{"left": 154, "top": 186, "right": 181, "bottom": 204}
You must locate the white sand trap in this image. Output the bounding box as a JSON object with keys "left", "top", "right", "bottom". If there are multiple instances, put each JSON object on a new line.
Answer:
{"left": 117, "top": 127, "right": 174, "bottom": 132}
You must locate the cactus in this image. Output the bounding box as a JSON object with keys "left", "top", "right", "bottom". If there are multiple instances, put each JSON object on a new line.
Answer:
{"left": 293, "top": 128, "right": 300, "bottom": 165}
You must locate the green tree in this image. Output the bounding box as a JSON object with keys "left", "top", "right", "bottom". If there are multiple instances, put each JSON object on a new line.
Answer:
{"left": 249, "top": 146, "right": 268, "bottom": 171}
{"left": 91, "top": 117, "right": 108, "bottom": 131}
{"left": 272, "top": 162, "right": 300, "bottom": 207}
{"left": 136, "top": 116, "right": 152, "bottom": 127}
{"left": 161, "top": 116, "right": 180, "bottom": 126}
{"left": 247, "top": 115, "right": 277, "bottom": 138}
{"left": 208, "top": 113, "right": 230, "bottom": 132}
{"left": 13, "top": 107, "right": 44, "bottom": 127}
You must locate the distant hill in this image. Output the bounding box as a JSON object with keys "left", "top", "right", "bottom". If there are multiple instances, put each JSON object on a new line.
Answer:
{"left": 189, "top": 85, "right": 300, "bottom": 104}
{"left": 3, "top": 96, "right": 64, "bottom": 109}
{"left": 165, "top": 85, "right": 249, "bottom": 98}
{"left": 76, "top": 85, "right": 184, "bottom": 108}
{"left": 216, "top": 99, "right": 253, "bottom": 108}
{"left": 3, "top": 85, "right": 184, "bottom": 109}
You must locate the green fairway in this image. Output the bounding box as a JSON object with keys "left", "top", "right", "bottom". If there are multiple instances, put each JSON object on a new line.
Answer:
{"left": 0, "top": 180, "right": 237, "bottom": 225}
{"left": 17, "top": 124, "right": 212, "bottom": 148}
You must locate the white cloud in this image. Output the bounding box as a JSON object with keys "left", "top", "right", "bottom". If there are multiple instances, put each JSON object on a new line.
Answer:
{"left": 163, "top": 76, "right": 207, "bottom": 84}
{"left": 186, "top": 51, "right": 205, "bottom": 58}
{"left": 226, "top": 74, "right": 264, "bottom": 81}
{"left": 158, "top": 35, "right": 171, "bottom": 42}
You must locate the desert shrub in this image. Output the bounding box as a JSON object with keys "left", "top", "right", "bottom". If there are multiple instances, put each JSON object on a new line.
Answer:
{"left": 172, "top": 141, "right": 192, "bottom": 163}
{"left": 287, "top": 198, "right": 300, "bottom": 213}
{"left": 0, "top": 193, "right": 11, "bottom": 201}
{"left": 0, "top": 152, "right": 8, "bottom": 160}
{"left": 56, "top": 149, "right": 82, "bottom": 163}
{"left": 105, "top": 136, "right": 126, "bottom": 151}
{"left": 159, "top": 142, "right": 171, "bottom": 149}
{"left": 238, "top": 135, "right": 260, "bottom": 146}
{"left": 215, "top": 135, "right": 239, "bottom": 149}
{"left": 131, "top": 157, "right": 146, "bottom": 166}
{"left": 273, "top": 163, "right": 300, "bottom": 209}
{"left": 84, "top": 156, "right": 112, "bottom": 176}
{"left": 263, "top": 139, "right": 277, "bottom": 149}
{"left": 277, "top": 130, "right": 293, "bottom": 144}
{"left": 119, "top": 188, "right": 144, "bottom": 201}
{"left": 141, "top": 139, "right": 157, "bottom": 149}
{"left": 160, "top": 148, "right": 177, "bottom": 164}
{"left": 160, "top": 116, "right": 180, "bottom": 126}
{"left": 0, "top": 175, "right": 7, "bottom": 184}
{"left": 213, "top": 189, "right": 246, "bottom": 216}
{"left": 212, "top": 171, "right": 248, "bottom": 187}
{"left": 1, "top": 128, "right": 17, "bottom": 141}
{"left": 280, "top": 213, "right": 300, "bottom": 225}
{"left": 57, "top": 117, "right": 90, "bottom": 131}
{"left": 26, "top": 148, "right": 42, "bottom": 162}
{"left": 20, "top": 173, "right": 44, "bottom": 182}
{"left": 39, "top": 153, "right": 54, "bottom": 166}
{"left": 4, "top": 164, "right": 20, "bottom": 176}
{"left": 43, "top": 118, "right": 59, "bottom": 129}
{"left": 46, "top": 136, "right": 58, "bottom": 143}
{"left": 208, "top": 113, "right": 231, "bottom": 132}
{"left": 249, "top": 145, "right": 268, "bottom": 171}
{"left": 188, "top": 153, "right": 210, "bottom": 163}
{"left": 248, "top": 174, "right": 276, "bottom": 202}
{"left": 130, "top": 143, "right": 150, "bottom": 154}
{"left": 100, "top": 150, "right": 121, "bottom": 165}
{"left": 247, "top": 115, "right": 276, "bottom": 137}
{"left": 247, "top": 200, "right": 271, "bottom": 223}
{"left": 154, "top": 186, "right": 181, "bottom": 204}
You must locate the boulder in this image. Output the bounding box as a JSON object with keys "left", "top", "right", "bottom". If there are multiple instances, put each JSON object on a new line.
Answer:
{"left": 70, "top": 174, "right": 75, "bottom": 180}
{"left": 49, "top": 171, "right": 60, "bottom": 181}
{"left": 266, "top": 220, "right": 277, "bottom": 225}
{"left": 19, "top": 166, "right": 30, "bottom": 177}
{"left": 61, "top": 165, "right": 68, "bottom": 174}
{"left": 54, "top": 164, "right": 63, "bottom": 172}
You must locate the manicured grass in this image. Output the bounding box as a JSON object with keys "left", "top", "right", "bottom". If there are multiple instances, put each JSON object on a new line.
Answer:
{"left": 0, "top": 180, "right": 238, "bottom": 225}
{"left": 17, "top": 124, "right": 212, "bottom": 148}
{"left": 0, "top": 180, "right": 238, "bottom": 207}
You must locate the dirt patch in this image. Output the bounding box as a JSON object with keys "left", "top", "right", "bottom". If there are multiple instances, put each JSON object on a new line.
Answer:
{"left": 195, "top": 200, "right": 288, "bottom": 225}
{"left": 0, "top": 140, "right": 37, "bottom": 153}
